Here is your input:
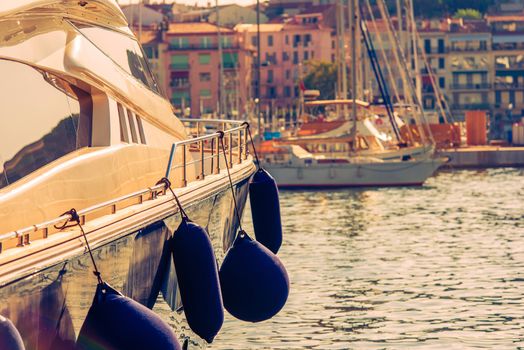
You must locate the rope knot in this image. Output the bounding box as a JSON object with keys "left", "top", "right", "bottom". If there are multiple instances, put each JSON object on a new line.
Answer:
{"left": 241, "top": 121, "right": 250, "bottom": 128}
{"left": 156, "top": 177, "right": 172, "bottom": 189}
{"left": 217, "top": 130, "right": 225, "bottom": 139}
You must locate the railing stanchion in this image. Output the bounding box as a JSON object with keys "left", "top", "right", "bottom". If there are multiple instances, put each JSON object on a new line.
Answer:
{"left": 214, "top": 135, "right": 220, "bottom": 174}
{"left": 182, "top": 144, "right": 187, "bottom": 187}
{"left": 229, "top": 132, "right": 233, "bottom": 168}
{"left": 238, "top": 129, "right": 243, "bottom": 164}
{"left": 200, "top": 139, "right": 205, "bottom": 180}
{"left": 243, "top": 128, "right": 248, "bottom": 160}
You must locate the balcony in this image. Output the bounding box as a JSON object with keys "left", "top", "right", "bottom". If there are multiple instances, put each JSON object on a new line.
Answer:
{"left": 169, "top": 43, "right": 241, "bottom": 51}
{"left": 170, "top": 81, "right": 190, "bottom": 89}
{"left": 451, "top": 103, "right": 491, "bottom": 110}
{"left": 493, "top": 42, "right": 524, "bottom": 51}
{"left": 494, "top": 82, "right": 524, "bottom": 89}
{"left": 450, "top": 83, "right": 491, "bottom": 90}
{"left": 170, "top": 63, "right": 189, "bottom": 70}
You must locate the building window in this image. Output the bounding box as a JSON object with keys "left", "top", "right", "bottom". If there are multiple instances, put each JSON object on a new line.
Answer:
{"left": 268, "top": 86, "right": 276, "bottom": 98}
{"left": 200, "top": 36, "right": 211, "bottom": 48}
{"left": 284, "top": 86, "right": 291, "bottom": 97}
{"left": 222, "top": 52, "right": 238, "bottom": 68}
{"left": 251, "top": 35, "right": 257, "bottom": 46}
{"left": 285, "top": 70, "right": 291, "bottom": 80}
{"left": 438, "top": 38, "right": 445, "bottom": 53}
{"left": 170, "top": 37, "right": 189, "bottom": 49}
{"left": 285, "top": 35, "right": 289, "bottom": 45}
{"left": 424, "top": 39, "right": 431, "bottom": 54}
{"left": 438, "top": 58, "right": 445, "bottom": 69}
{"left": 267, "top": 69, "right": 273, "bottom": 83}
{"left": 304, "top": 51, "right": 309, "bottom": 60}
{"left": 171, "top": 54, "right": 189, "bottom": 69}
{"left": 282, "top": 52, "right": 289, "bottom": 61}
{"left": 439, "top": 77, "right": 445, "bottom": 89}
{"left": 304, "top": 34, "right": 312, "bottom": 47}
{"left": 293, "top": 35, "right": 301, "bottom": 47}
{"left": 200, "top": 89, "right": 211, "bottom": 98}
{"left": 495, "top": 90, "right": 501, "bottom": 105}
{"left": 199, "top": 72, "right": 211, "bottom": 82}
{"left": 268, "top": 35, "right": 274, "bottom": 47}
{"left": 221, "top": 36, "right": 232, "bottom": 48}
{"left": 293, "top": 51, "right": 299, "bottom": 64}
{"left": 199, "top": 53, "right": 211, "bottom": 65}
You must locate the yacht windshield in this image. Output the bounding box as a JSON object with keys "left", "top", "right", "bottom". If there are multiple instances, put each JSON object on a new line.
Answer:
{"left": 0, "top": 60, "right": 92, "bottom": 190}
{"left": 71, "top": 22, "right": 160, "bottom": 94}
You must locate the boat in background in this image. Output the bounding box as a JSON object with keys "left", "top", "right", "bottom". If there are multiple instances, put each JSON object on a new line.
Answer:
{"left": 259, "top": 98, "right": 447, "bottom": 188}
{"left": 0, "top": 1, "right": 256, "bottom": 348}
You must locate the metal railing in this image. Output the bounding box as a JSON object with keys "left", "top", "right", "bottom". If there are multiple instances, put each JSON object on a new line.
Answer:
{"left": 0, "top": 120, "right": 250, "bottom": 254}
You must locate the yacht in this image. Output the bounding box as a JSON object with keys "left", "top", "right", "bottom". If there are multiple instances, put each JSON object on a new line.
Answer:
{"left": 0, "top": 1, "right": 255, "bottom": 348}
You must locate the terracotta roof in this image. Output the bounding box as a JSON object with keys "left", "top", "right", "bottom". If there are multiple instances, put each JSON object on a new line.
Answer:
{"left": 235, "top": 23, "right": 285, "bottom": 32}
{"left": 167, "top": 22, "right": 234, "bottom": 34}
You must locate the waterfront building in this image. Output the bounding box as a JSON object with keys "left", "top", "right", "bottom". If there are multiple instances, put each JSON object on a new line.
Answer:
{"left": 235, "top": 22, "right": 332, "bottom": 120}
{"left": 419, "top": 14, "right": 524, "bottom": 127}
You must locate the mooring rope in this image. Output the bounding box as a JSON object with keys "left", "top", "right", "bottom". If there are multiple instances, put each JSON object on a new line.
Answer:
{"left": 242, "top": 121, "right": 261, "bottom": 170}
{"left": 54, "top": 208, "right": 103, "bottom": 284}
{"left": 218, "top": 130, "right": 245, "bottom": 236}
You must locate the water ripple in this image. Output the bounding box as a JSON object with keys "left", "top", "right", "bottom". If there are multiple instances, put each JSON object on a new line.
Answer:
{"left": 210, "top": 168, "right": 524, "bottom": 349}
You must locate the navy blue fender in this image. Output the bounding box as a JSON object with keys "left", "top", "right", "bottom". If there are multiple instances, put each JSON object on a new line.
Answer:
{"left": 76, "top": 283, "right": 181, "bottom": 350}
{"left": 171, "top": 218, "right": 223, "bottom": 343}
{"left": 219, "top": 232, "right": 289, "bottom": 322}
{"left": 0, "top": 315, "right": 25, "bottom": 350}
{"left": 249, "top": 168, "right": 283, "bottom": 254}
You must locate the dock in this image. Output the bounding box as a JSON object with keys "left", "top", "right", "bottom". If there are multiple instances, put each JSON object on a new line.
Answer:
{"left": 438, "top": 146, "right": 524, "bottom": 168}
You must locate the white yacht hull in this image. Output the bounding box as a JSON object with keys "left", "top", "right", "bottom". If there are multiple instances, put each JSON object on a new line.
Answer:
{"left": 264, "top": 157, "right": 447, "bottom": 188}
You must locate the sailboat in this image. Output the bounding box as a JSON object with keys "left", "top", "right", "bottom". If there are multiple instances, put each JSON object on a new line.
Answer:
{"left": 260, "top": 0, "right": 447, "bottom": 188}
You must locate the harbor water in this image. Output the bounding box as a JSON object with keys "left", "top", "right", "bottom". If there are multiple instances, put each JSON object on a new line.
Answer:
{"left": 211, "top": 168, "right": 524, "bottom": 349}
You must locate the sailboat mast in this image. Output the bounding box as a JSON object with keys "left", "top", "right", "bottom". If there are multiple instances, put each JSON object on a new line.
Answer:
{"left": 408, "top": 0, "right": 422, "bottom": 104}
{"left": 216, "top": 0, "right": 225, "bottom": 118}
{"left": 350, "top": 0, "right": 357, "bottom": 149}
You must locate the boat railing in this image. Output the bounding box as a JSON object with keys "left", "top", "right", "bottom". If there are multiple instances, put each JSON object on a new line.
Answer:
{"left": 0, "top": 119, "right": 251, "bottom": 254}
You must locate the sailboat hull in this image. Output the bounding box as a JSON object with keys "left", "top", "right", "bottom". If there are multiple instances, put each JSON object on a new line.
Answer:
{"left": 264, "top": 157, "right": 447, "bottom": 188}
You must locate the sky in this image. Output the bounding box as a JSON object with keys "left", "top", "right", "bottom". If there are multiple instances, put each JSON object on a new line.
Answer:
{"left": 118, "top": 0, "right": 257, "bottom": 7}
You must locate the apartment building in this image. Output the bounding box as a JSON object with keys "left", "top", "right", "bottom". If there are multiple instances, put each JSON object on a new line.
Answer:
{"left": 419, "top": 15, "right": 524, "bottom": 125}
{"left": 165, "top": 22, "right": 253, "bottom": 117}
{"left": 235, "top": 22, "right": 332, "bottom": 118}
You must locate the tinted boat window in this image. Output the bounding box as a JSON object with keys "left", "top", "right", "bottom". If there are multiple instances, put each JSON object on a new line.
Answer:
{"left": 0, "top": 60, "right": 91, "bottom": 190}
{"left": 72, "top": 22, "right": 159, "bottom": 94}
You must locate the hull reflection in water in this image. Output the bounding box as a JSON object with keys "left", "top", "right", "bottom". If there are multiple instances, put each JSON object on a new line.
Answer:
{"left": 0, "top": 180, "right": 249, "bottom": 349}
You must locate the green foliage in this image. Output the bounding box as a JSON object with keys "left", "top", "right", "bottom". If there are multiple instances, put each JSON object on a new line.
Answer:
{"left": 303, "top": 61, "right": 337, "bottom": 100}
{"left": 453, "top": 8, "right": 482, "bottom": 19}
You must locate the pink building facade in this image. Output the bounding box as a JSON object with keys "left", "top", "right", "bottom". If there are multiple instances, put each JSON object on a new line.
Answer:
{"left": 164, "top": 22, "right": 253, "bottom": 118}
{"left": 236, "top": 22, "right": 333, "bottom": 118}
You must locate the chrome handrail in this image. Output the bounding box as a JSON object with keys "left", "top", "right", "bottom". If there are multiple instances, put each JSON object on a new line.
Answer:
{"left": 0, "top": 120, "right": 251, "bottom": 254}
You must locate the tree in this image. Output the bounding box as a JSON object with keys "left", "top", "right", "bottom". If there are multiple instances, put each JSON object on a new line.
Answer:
{"left": 303, "top": 61, "right": 337, "bottom": 100}
{"left": 453, "top": 8, "right": 482, "bottom": 20}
